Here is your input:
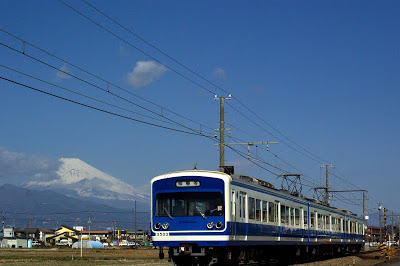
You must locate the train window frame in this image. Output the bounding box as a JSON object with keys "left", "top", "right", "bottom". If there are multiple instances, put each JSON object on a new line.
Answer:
{"left": 295, "top": 208, "right": 300, "bottom": 227}
{"left": 290, "top": 208, "right": 295, "bottom": 226}
{"left": 262, "top": 201, "right": 268, "bottom": 222}
{"left": 239, "top": 195, "right": 242, "bottom": 218}
{"left": 318, "top": 214, "right": 322, "bottom": 229}
{"left": 255, "top": 199, "right": 261, "bottom": 221}
{"left": 310, "top": 212, "right": 315, "bottom": 229}
{"left": 281, "top": 205, "right": 289, "bottom": 225}
{"left": 324, "top": 215, "right": 328, "bottom": 230}
{"left": 268, "top": 202, "right": 275, "bottom": 223}
{"left": 243, "top": 194, "right": 246, "bottom": 219}
{"left": 155, "top": 192, "right": 224, "bottom": 218}
{"left": 304, "top": 210, "right": 308, "bottom": 227}
{"left": 249, "top": 197, "right": 255, "bottom": 220}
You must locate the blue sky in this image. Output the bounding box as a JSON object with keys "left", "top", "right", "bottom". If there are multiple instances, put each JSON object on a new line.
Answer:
{"left": 0, "top": 1, "right": 399, "bottom": 224}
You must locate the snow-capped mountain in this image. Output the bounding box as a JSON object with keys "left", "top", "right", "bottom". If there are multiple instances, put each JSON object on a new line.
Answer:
{"left": 24, "top": 158, "right": 149, "bottom": 207}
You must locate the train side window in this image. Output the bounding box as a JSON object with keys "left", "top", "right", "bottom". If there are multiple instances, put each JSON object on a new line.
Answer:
{"left": 268, "top": 202, "right": 275, "bottom": 223}
{"left": 290, "top": 208, "right": 294, "bottom": 226}
{"left": 239, "top": 195, "right": 242, "bottom": 218}
{"left": 310, "top": 212, "right": 315, "bottom": 228}
{"left": 256, "top": 199, "right": 261, "bottom": 221}
{"left": 281, "top": 205, "right": 289, "bottom": 225}
{"left": 249, "top": 197, "right": 255, "bottom": 220}
{"left": 243, "top": 195, "right": 246, "bottom": 219}
{"left": 325, "top": 215, "right": 329, "bottom": 230}
{"left": 262, "top": 201, "right": 268, "bottom": 222}
{"left": 295, "top": 209, "right": 300, "bottom": 226}
{"left": 304, "top": 210, "right": 308, "bottom": 227}
{"left": 318, "top": 214, "right": 322, "bottom": 229}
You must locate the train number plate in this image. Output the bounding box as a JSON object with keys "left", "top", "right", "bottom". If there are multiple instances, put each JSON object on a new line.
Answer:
{"left": 156, "top": 232, "right": 169, "bottom": 237}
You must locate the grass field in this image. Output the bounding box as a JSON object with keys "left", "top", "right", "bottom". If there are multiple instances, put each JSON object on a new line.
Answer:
{"left": 0, "top": 246, "right": 170, "bottom": 265}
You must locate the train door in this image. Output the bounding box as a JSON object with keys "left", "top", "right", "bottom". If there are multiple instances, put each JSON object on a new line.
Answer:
{"left": 230, "top": 189, "right": 237, "bottom": 240}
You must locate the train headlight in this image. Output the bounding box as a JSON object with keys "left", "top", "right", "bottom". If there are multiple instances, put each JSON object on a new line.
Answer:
{"left": 215, "top": 221, "right": 223, "bottom": 230}
{"left": 154, "top": 223, "right": 161, "bottom": 230}
{"left": 162, "top": 222, "right": 169, "bottom": 230}
{"left": 207, "top": 221, "right": 214, "bottom": 230}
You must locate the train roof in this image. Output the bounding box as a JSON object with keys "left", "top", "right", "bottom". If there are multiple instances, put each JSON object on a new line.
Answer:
{"left": 151, "top": 169, "right": 231, "bottom": 183}
{"left": 151, "top": 170, "right": 362, "bottom": 220}
{"left": 230, "top": 173, "right": 361, "bottom": 220}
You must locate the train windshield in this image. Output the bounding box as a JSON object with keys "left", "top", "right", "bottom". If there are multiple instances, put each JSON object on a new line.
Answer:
{"left": 155, "top": 192, "right": 223, "bottom": 217}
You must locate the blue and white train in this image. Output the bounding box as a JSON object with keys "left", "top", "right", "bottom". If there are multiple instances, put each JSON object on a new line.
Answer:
{"left": 151, "top": 170, "right": 365, "bottom": 265}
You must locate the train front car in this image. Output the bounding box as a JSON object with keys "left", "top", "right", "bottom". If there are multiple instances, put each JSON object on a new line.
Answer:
{"left": 151, "top": 170, "right": 231, "bottom": 266}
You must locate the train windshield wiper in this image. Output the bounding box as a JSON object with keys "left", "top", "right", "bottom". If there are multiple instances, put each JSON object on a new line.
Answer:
{"left": 163, "top": 205, "right": 173, "bottom": 220}
{"left": 196, "top": 205, "right": 206, "bottom": 219}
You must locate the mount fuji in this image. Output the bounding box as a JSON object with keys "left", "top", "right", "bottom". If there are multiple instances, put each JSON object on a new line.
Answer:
{"left": 24, "top": 158, "right": 150, "bottom": 210}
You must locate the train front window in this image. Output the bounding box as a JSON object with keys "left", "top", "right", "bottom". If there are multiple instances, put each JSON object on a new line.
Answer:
{"left": 155, "top": 192, "right": 223, "bottom": 217}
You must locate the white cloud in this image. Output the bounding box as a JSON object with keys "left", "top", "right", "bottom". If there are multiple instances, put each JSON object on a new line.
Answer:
{"left": 0, "top": 147, "right": 59, "bottom": 180}
{"left": 55, "top": 63, "right": 72, "bottom": 80}
{"left": 127, "top": 61, "right": 168, "bottom": 88}
{"left": 213, "top": 67, "right": 227, "bottom": 80}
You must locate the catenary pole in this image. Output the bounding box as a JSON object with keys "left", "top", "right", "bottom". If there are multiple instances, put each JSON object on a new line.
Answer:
{"left": 219, "top": 97, "right": 225, "bottom": 172}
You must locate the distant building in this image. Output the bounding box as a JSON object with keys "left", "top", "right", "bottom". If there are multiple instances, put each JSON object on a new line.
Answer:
{"left": 81, "top": 231, "right": 110, "bottom": 241}
{"left": 47, "top": 225, "right": 79, "bottom": 245}
{"left": 1, "top": 226, "right": 29, "bottom": 248}
{"left": 366, "top": 226, "right": 383, "bottom": 243}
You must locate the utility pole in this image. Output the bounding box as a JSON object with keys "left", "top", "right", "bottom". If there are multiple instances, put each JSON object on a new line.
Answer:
{"left": 88, "top": 211, "right": 91, "bottom": 240}
{"left": 112, "top": 221, "right": 116, "bottom": 238}
{"left": 215, "top": 94, "right": 231, "bottom": 172}
{"left": 321, "top": 164, "right": 334, "bottom": 205}
{"left": 135, "top": 200, "right": 137, "bottom": 249}
{"left": 378, "top": 203, "right": 383, "bottom": 244}
{"left": 392, "top": 211, "right": 394, "bottom": 243}
{"left": 384, "top": 208, "right": 387, "bottom": 243}
{"left": 2, "top": 211, "right": 4, "bottom": 229}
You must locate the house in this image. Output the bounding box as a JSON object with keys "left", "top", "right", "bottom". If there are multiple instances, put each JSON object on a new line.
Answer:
{"left": 13, "top": 228, "right": 55, "bottom": 245}
{"left": 1, "top": 226, "right": 29, "bottom": 248}
{"left": 47, "top": 225, "right": 79, "bottom": 245}
{"left": 126, "top": 230, "right": 149, "bottom": 242}
{"left": 366, "top": 226, "right": 383, "bottom": 243}
{"left": 38, "top": 228, "right": 55, "bottom": 244}
{"left": 81, "top": 231, "right": 110, "bottom": 241}
{"left": 15, "top": 228, "right": 39, "bottom": 240}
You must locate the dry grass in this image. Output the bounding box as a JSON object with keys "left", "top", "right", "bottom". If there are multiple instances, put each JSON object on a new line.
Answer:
{"left": 0, "top": 246, "right": 170, "bottom": 265}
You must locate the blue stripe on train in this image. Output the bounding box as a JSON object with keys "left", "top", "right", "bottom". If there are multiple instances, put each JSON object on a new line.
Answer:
{"left": 153, "top": 221, "right": 364, "bottom": 241}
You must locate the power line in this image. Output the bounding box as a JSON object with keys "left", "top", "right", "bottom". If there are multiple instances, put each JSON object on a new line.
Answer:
{"left": 0, "top": 64, "right": 202, "bottom": 130}
{"left": 57, "top": 0, "right": 218, "bottom": 97}
{"left": 0, "top": 28, "right": 215, "bottom": 133}
{"left": 81, "top": 0, "right": 231, "bottom": 96}
{"left": 0, "top": 17, "right": 374, "bottom": 209}
{"left": 74, "top": 0, "right": 330, "bottom": 167}
{"left": 0, "top": 40, "right": 217, "bottom": 137}
{"left": 56, "top": 1, "right": 371, "bottom": 201}
{"left": 0, "top": 76, "right": 205, "bottom": 136}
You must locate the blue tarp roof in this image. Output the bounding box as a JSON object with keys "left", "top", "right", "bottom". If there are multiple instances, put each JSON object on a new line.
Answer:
{"left": 72, "top": 240, "right": 103, "bottom": 249}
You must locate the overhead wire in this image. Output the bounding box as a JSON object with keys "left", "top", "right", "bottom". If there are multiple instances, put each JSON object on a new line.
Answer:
{"left": 0, "top": 28, "right": 214, "bottom": 133}
{"left": 80, "top": 0, "right": 330, "bottom": 166}
{"left": 0, "top": 76, "right": 206, "bottom": 136}
{"left": 0, "top": 40, "right": 217, "bottom": 137}
{"left": 58, "top": 0, "right": 375, "bottom": 209}
{"left": 3, "top": 2, "right": 379, "bottom": 211}
{"left": 0, "top": 64, "right": 201, "bottom": 130}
